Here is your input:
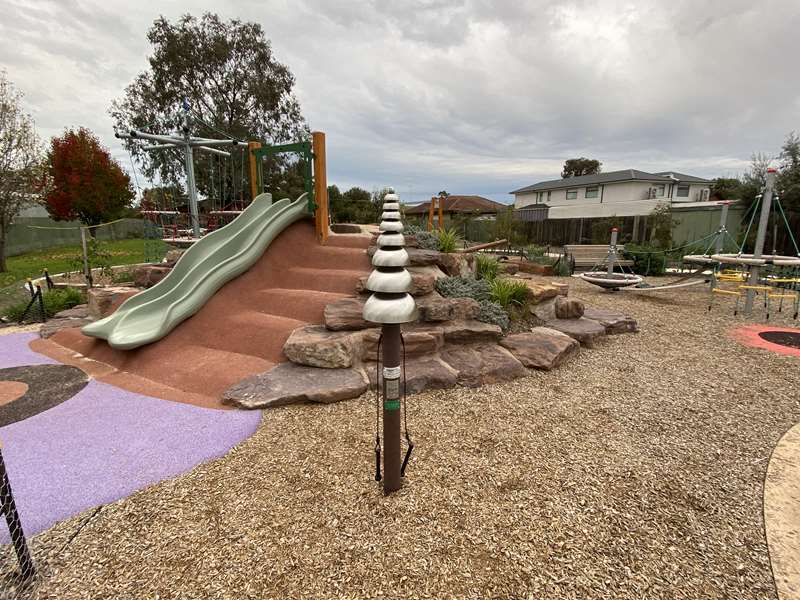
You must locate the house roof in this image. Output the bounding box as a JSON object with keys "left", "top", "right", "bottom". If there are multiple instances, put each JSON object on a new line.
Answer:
{"left": 511, "top": 170, "right": 674, "bottom": 194}
{"left": 654, "top": 171, "right": 713, "bottom": 184}
{"left": 404, "top": 195, "right": 507, "bottom": 214}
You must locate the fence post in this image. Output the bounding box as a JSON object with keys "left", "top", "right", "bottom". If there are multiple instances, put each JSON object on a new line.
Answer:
{"left": 80, "top": 227, "right": 92, "bottom": 289}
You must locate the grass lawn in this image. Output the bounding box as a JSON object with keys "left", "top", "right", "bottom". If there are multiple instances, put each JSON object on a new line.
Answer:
{"left": 0, "top": 238, "right": 166, "bottom": 316}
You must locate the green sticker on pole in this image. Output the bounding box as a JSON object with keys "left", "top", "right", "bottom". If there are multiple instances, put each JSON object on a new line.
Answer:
{"left": 383, "top": 399, "right": 400, "bottom": 411}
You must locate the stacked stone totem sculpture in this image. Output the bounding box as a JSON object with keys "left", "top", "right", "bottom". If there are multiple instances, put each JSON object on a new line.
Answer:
{"left": 363, "top": 191, "right": 417, "bottom": 494}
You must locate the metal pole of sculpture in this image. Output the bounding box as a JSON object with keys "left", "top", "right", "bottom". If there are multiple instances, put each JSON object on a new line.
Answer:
{"left": 363, "top": 191, "right": 417, "bottom": 494}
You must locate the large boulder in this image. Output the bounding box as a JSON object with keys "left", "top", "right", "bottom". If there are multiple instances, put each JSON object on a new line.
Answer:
{"left": 555, "top": 296, "right": 585, "bottom": 319}
{"left": 545, "top": 318, "right": 606, "bottom": 348}
{"left": 361, "top": 327, "right": 443, "bottom": 361}
{"left": 441, "top": 344, "right": 527, "bottom": 387}
{"left": 283, "top": 325, "right": 361, "bottom": 368}
{"left": 222, "top": 363, "right": 368, "bottom": 409}
{"left": 437, "top": 252, "right": 473, "bottom": 277}
{"left": 442, "top": 320, "right": 503, "bottom": 344}
{"left": 406, "top": 265, "right": 447, "bottom": 296}
{"left": 416, "top": 293, "right": 480, "bottom": 322}
{"left": 133, "top": 265, "right": 172, "bottom": 288}
{"left": 519, "top": 261, "right": 554, "bottom": 276}
{"left": 522, "top": 280, "right": 561, "bottom": 304}
{"left": 583, "top": 307, "right": 639, "bottom": 335}
{"left": 324, "top": 296, "right": 370, "bottom": 331}
{"left": 366, "top": 246, "right": 441, "bottom": 266}
{"left": 530, "top": 297, "right": 557, "bottom": 323}
{"left": 40, "top": 317, "right": 92, "bottom": 339}
{"left": 365, "top": 355, "right": 458, "bottom": 395}
{"left": 87, "top": 286, "right": 138, "bottom": 320}
{"left": 53, "top": 304, "right": 89, "bottom": 319}
{"left": 500, "top": 328, "right": 579, "bottom": 370}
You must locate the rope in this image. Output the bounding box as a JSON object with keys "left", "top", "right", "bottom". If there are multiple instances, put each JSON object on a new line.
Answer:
{"left": 188, "top": 109, "right": 244, "bottom": 142}
{"left": 374, "top": 334, "right": 382, "bottom": 482}
{"left": 627, "top": 231, "right": 719, "bottom": 257}
{"left": 400, "top": 333, "right": 414, "bottom": 478}
{"left": 739, "top": 194, "right": 761, "bottom": 254}
{"left": 24, "top": 217, "right": 129, "bottom": 230}
{"left": 775, "top": 196, "right": 800, "bottom": 255}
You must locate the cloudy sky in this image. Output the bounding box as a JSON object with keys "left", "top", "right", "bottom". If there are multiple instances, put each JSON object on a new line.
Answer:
{"left": 2, "top": 0, "right": 798, "bottom": 203}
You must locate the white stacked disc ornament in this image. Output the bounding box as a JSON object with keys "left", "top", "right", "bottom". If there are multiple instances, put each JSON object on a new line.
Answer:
{"left": 363, "top": 192, "right": 418, "bottom": 324}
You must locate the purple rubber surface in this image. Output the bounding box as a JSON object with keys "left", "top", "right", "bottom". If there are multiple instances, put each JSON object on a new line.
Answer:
{"left": 0, "top": 332, "right": 57, "bottom": 367}
{"left": 0, "top": 333, "right": 261, "bottom": 542}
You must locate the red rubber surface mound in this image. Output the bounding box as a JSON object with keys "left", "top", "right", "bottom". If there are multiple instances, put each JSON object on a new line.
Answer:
{"left": 47, "top": 220, "right": 371, "bottom": 407}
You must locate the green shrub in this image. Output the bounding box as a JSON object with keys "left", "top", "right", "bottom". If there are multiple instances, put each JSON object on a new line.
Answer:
{"left": 524, "top": 244, "right": 546, "bottom": 258}
{"left": 475, "top": 254, "right": 500, "bottom": 281}
{"left": 436, "top": 227, "right": 461, "bottom": 253}
{"left": 552, "top": 255, "right": 571, "bottom": 277}
{"left": 406, "top": 224, "right": 439, "bottom": 250}
{"left": 112, "top": 269, "right": 135, "bottom": 284}
{"left": 415, "top": 230, "right": 439, "bottom": 250}
{"left": 476, "top": 300, "right": 510, "bottom": 332}
{"left": 4, "top": 287, "right": 85, "bottom": 322}
{"left": 624, "top": 244, "right": 667, "bottom": 276}
{"left": 488, "top": 278, "right": 529, "bottom": 309}
{"left": 435, "top": 276, "right": 490, "bottom": 302}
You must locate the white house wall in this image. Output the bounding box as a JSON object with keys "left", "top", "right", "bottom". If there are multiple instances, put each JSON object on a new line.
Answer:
{"left": 514, "top": 181, "right": 673, "bottom": 217}
{"left": 671, "top": 183, "right": 710, "bottom": 202}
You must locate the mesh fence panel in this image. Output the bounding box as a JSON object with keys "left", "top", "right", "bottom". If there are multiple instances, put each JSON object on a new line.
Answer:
{"left": 1, "top": 449, "right": 36, "bottom": 599}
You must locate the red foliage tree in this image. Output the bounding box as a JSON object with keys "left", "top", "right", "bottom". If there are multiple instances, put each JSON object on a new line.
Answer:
{"left": 44, "top": 128, "right": 134, "bottom": 234}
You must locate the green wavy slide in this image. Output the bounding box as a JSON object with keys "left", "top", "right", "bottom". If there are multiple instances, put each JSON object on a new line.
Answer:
{"left": 82, "top": 193, "right": 310, "bottom": 350}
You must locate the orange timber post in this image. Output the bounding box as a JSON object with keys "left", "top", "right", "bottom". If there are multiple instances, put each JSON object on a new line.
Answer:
{"left": 247, "top": 141, "right": 262, "bottom": 202}
{"left": 312, "top": 131, "right": 329, "bottom": 244}
{"left": 428, "top": 197, "right": 435, "bottom": 231}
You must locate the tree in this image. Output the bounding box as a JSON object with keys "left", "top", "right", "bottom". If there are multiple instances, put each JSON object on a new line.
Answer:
{"left": 44, "top": 128, "right": 134, "bottom": 234}
{"left": 0, "top": 71, "right": 41, "bottom": 272}
{"left": 111, "top": 12, "right": 307, "bottom": 202}
{"left": 778, "top": 132, "right": 800, "bottom": 211}
{"left": 492, "top": 207, "right": 524, "bottom": 246}
{"left": 561, "top": 158, "right": 602, "bottom": 178}
{"left": 711, "top": 177, "right": 744, "bottom": 200}
{"left": 330, "top": 186, "right": 376, "bottom": 224}
{"left": 438, "top": 190, "right": 450, "bottom": 197}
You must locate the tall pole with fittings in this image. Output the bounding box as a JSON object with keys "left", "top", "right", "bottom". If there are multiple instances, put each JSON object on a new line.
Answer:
{"left": 744, "top": 169, "right": 778, "bottom": 314}
{"left": 607, "top": 227, "right": 619, "bottom": 277}
{"left": 363, "top": 190, "right": 417, "bottom": 494}
{"left": 116, "top": 100, "right": 245, "bottom": 239}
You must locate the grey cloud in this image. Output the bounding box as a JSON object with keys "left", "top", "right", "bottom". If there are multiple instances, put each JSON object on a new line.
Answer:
{"left": 1, "top": 0, "right": 798, "bottom": 202}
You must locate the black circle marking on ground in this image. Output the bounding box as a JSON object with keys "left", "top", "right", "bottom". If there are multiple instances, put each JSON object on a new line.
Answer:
{"left": 758, "top": 330, "right": 800, "bottom": 350}
{"left": 0, "top": 365, "right": 89, "bottom": 427}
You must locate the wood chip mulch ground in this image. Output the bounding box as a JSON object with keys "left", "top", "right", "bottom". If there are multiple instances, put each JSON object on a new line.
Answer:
{"left": 7, "top": 277, "right": 800, "bottom": 599}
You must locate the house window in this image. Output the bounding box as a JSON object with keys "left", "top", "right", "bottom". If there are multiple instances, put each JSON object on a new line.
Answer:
{"left": 566, "top": 189, "right": 577, "bottom": 200}
{"left": 655, "top": 185, "right": 665, "bottom": 198}
{"left": 585, "top": 186, "right": 599, "bottom": 199}
{"left": 677, "top": 184, "right": 690, "bottom": 197}
{"left": 547, "top": 191, "right": 551, "bottom": 201}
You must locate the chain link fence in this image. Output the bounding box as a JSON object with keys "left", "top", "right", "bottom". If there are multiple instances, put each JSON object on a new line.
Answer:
{"left": 1, "top": 448, "right": 35, "bottom": 600}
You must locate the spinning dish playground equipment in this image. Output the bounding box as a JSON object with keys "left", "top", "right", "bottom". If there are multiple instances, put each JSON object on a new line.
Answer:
{"left": 574, "top": 228, "right": 643, "bottom": 289}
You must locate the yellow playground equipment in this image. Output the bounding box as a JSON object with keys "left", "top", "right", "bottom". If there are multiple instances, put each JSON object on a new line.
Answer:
{"left": 706, "top": 169, "right": 800, "bottom": 320}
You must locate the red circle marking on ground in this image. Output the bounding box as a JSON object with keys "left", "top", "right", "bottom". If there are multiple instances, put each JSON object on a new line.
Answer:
{"left": 729, "top": 324, "right": 800, "bottom": 358}
{"left": 0, "top": 381, "right": 29, "bottom": 406}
